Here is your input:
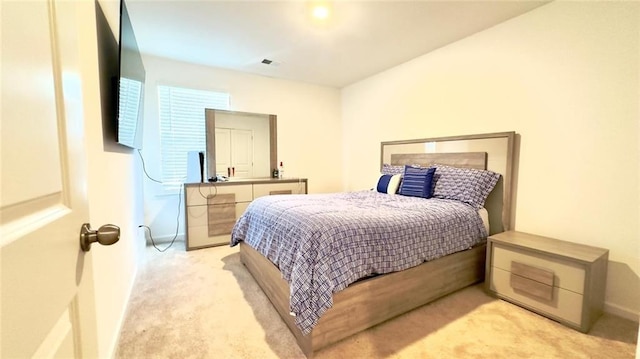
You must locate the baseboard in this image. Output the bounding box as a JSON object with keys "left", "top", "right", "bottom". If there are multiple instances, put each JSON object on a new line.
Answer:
{"left": 145, "top": 232, "right": 185, "bottom": 245}
{"left": 106, "top": 258, "right": 139, "bottom": 359}
{"left": 604, "top": 301, "right": 639, "bottom": 322}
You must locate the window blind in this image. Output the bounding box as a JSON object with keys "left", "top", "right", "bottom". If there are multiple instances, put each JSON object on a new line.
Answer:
{"left": 158, "top": 86, "right": 229, "bottom": 191}
{"left": 117, "top": 77, "right": 142, "bottom": 147}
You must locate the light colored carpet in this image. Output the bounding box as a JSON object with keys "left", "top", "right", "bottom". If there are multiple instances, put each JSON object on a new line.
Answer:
{"left": 116, "top": 243, "right": 638, "bottom": 359}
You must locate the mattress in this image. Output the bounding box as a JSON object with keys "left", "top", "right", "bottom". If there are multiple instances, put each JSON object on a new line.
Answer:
{"left": 230, "top": 190, "right": 488, "bottom": 334}
{"left": 479, "top": 207, "right": 490, "bottom": 233}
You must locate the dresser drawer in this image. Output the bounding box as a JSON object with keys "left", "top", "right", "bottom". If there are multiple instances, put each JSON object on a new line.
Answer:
{"left": 492, "top": 245, "right": 585, "bottom": 294}
{"left": 186, "top": 201, "right": 250, "bottom": 249}
{"left": 185, "top": 184, "right": 253, "bottom": 206}
{"left": 187, "top": 202, "right": 250, "bottom": 228}
{"left": 253, "top": 181, "right": 306, "bottom": 199}
{"left": 187, "top": 226, "right": 229, "bottom": 248}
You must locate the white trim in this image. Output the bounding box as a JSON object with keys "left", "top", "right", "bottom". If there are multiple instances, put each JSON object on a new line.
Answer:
{"left": 145, "top": 233, "right": 185, "bottom": 245}
{"left": 604, "top": 301, "right": 639, "bottom": 322}
{"left": 106, "top": 259, "right": 139, "bottom": 359}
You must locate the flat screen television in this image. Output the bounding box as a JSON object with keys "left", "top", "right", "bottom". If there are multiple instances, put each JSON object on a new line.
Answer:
{"left": 115, "top": 0, "right": 145, "bottom": 149}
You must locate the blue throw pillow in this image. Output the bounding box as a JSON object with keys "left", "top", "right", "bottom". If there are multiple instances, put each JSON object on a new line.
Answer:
{"left": 398, "top": 165, "right": 435, "bottom": 198}
{"left": 377, "top": 174, "right": 392, "bottom": 192}
{"left": 376, "top": 174, "right": 402, "bottom": 194}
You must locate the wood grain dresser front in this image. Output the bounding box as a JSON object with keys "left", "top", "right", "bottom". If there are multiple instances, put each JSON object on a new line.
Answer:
{"left": 184, "top": 179, "right": 307, "bottom": 250}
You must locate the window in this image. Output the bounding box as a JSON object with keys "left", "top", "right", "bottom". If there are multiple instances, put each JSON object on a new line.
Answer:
{"left": 158, "top": 86, "right": 229, "bottom": 191}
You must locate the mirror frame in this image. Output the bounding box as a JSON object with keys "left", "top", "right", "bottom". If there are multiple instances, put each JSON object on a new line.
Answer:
{"left": 381, "top": 131, "right": 516, "bottom": 233}
{"left": 205, "top": 109, "right": 277, "bottom": 179}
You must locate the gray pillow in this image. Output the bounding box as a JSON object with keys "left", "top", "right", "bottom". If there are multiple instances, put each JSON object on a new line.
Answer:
{"left": 382, "top": 163, "right": 404, "bottom": 176}
{"left": 432, "top": 165, "right": 500, "bottom": 209}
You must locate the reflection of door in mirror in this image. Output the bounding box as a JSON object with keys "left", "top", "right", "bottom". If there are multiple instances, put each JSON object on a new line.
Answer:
{"left": 206, "top": 109, "right": 277, "bottom": 179}
{"left": 215, "top": 128, "right": 254, "bottom": 178}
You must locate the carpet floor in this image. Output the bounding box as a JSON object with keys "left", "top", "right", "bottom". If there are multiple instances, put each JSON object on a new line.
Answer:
{"left": 115, "top": 243, "right": 638, "bottom": 358}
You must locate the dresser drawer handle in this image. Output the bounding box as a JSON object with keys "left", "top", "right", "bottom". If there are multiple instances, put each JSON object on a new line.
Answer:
{"left": 270, "top": 190, "right": 292, "bottom": 195}
{"left": 207, "top": 193, "right": 236, "bottom": 237}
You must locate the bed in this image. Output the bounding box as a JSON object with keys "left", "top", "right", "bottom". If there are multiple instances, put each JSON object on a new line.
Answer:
{"left": 232, "top": 131, "right": 516, "bottom": 357}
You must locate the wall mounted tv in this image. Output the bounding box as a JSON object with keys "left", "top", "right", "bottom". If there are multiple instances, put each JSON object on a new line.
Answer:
{"left": 116, "top": 0, "right": 145, "bottom": 149}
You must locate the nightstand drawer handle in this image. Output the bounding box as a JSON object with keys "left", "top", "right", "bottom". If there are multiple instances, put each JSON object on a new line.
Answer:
{"left": 510, "top": 261, "right": 554, "bottom": 301}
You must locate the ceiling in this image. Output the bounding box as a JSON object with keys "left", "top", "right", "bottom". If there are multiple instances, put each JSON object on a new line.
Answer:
{"left": 126, "top": 1, "right": 549, "bottom": 88}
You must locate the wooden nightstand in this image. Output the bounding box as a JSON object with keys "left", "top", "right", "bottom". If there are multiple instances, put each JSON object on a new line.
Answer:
{"left": 485, "top": 231, "right": 608, "bottom": 333}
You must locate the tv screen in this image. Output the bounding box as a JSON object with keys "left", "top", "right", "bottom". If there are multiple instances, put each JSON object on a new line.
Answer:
{"left": 116, "top": 0, "right": 145, "bottom": 149}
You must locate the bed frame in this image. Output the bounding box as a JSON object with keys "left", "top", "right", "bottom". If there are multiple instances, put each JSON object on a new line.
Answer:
{"left": 239, "top": 132, "right": 516, "bottom": 357}
{"left": 240, "top": 242, "right": 485, "bottom": 356}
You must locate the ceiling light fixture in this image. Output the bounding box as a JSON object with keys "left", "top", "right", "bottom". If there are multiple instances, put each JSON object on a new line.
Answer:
{"left": 312, "top": 4, "right": 330, "bottom": 20}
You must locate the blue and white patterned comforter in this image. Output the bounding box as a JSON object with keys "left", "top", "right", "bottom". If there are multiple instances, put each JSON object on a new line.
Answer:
{"left": 230, "top": 190, "right": 487, "bottom": 335}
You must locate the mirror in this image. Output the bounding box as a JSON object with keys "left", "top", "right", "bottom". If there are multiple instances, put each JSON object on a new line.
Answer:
{"left": 381, "top": 132, "right": 515, "bottom": 234}
{"left": 205, "top": 109, "right": 277, "bottom": 179}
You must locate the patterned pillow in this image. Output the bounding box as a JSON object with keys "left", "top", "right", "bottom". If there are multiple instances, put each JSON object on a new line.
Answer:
{"left": 376, "top": 174, "right": 402, "bottom": 194}
{"left": 382, "top": 163, "right": 405, "bottom": 176}
{"left": 398, "top": 165, "right": 436, "bottom": 198}
{"left": 432, "top": 165, "right": 501, "bottom": 209}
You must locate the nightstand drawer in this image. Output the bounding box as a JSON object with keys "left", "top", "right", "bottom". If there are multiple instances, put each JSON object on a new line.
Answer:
{"left": 493, "top": 245, "right": 585, "bottom": 294}
{"left": 491, "top": 267, "right": 583, "bottom": 325}
{"left": 486, "top": 231, "right": 608, "bottom": 333}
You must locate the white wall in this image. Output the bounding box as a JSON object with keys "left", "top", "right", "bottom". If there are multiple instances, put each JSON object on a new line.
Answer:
{"left": 140, "top": 55, "right": 342, "bottom": 240}
{"left": 86, "top": 1, "right": 146, "bottom": 357}
{"left": 342, "top": 1, "right": 639, "bottom": 319}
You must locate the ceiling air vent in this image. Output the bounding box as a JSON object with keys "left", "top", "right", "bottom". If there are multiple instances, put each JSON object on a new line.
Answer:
{"left": 261, "top": 58, "right": 280, "bottom": 67}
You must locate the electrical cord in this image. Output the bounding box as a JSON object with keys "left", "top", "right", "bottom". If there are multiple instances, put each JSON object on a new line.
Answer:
{"left": 136, "top": 149, "right": 183, "bottom": 252}
{"left": 137, "top": 183, "right": 183, "bottom": 252}
{"left": 198, "top": 181, "right": 217, "bottom": 199}
{"left": 137, "top": 149, "right": 162, "bottom": 183}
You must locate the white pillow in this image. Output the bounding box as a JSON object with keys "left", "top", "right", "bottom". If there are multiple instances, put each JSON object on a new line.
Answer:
{"left": 388, "top": 174, "right": 402, "bottom": 194}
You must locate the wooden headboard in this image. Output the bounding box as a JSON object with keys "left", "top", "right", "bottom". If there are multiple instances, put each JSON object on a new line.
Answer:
{"left": 381, "top": 132, "right": 516, "bottom": 235}
{"left": 390, "top": 152, "right": 487, "bottom": 170}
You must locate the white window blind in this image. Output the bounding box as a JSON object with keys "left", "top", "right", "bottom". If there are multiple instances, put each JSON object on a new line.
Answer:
{"left": 158, "top": 86, "right": 229, "bottom": 191}
{"left": 118, "top": 77, "right": 142, "bottom": 147}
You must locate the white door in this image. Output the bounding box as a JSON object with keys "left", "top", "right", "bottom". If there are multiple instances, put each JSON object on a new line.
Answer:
{"left": 1, "top": 1, "right": 99, "bottom": 357}
{"left": 215, "top": 128, "right": 254, "bottom": 178}
{"left": 231, "top": 129, "right": 253, "bottom": 178}
{"left": 215, "top": 128, "right": 232, "bottom": 176}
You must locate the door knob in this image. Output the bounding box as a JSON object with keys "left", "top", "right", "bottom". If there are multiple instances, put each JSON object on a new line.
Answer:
{"left": 80, "top": 223, "right": 120, "bottom": 252}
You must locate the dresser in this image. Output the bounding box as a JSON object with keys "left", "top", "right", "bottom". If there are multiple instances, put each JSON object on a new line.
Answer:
{"left": 184, "top": 178, "right": 307, "bottom": 250}
{"left": 485, "top": 231, "right": 608, "bottom": 333}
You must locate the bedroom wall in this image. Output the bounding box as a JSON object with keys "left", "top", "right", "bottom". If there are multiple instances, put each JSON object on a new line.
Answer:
{"left": 342, "top": 1, "right": 639, "bottom": 320}
{"left": 140, "top": 55, "right": 342, "bottom": 240}
{"left": 84, "top": 0, "right": 146, "bottom": 358}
